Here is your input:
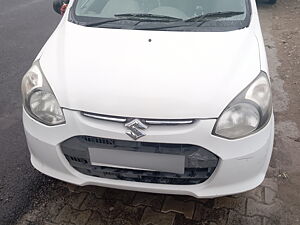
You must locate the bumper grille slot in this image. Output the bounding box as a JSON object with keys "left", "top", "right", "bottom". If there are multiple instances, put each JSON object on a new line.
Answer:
{"left": 61, "top": 136, "right": 219, "bottom": 185}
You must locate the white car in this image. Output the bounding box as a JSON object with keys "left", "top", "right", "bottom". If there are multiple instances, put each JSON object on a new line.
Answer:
{"left": 22, "top": 0, "right": 274, "bottom": 198}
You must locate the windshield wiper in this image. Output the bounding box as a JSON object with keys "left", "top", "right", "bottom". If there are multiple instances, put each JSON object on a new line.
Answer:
{"left": 84, "top": 18, "right": 139, "bottom": 27}
{"left": 83, "top": 13, "right": 182, "bottom": 27}
{"left": 185, "top": 11, "right": 244, "bottom": 23}
{"left": 115, "top": 13, "right": 182, "bottom": 22}
{"left": 83, "top": 11, "right": 243, "bottom": 29}
{"left": 135, "top": 11, "right": 245, "bottom": 30}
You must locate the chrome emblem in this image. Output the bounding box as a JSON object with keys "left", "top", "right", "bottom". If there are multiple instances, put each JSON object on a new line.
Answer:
{"left": 125, "top": 119, "right": 148, "bottom": 140}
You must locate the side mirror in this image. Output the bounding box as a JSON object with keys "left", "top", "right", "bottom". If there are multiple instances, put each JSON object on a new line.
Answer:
{"left": 53, "top": 0, "right": 69, "bottom": 15}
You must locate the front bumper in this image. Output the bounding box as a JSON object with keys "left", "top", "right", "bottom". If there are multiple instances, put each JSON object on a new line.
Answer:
{"left": 23, "top": 108, "right": 274, "bottom": 198}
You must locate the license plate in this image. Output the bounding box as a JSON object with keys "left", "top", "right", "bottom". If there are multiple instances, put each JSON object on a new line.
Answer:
{"left": 89, "top": 148, "right": 185, "bottom": 174}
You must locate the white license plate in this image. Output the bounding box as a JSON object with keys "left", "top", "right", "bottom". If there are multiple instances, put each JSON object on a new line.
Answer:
{"left": 89, "top": 148, "right": 185, "bottom": 174}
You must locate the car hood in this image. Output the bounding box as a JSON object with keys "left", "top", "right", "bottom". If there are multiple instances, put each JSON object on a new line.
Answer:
{"left": 40, "top": 21, "right": 261, "bottom": 119}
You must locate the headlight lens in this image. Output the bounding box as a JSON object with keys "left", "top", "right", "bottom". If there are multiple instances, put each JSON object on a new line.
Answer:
{"left": 21, "top": 61, "right": 65, "bottom": 126}
{"left": 213, "top": 71, "right": 272, "bottom": 139}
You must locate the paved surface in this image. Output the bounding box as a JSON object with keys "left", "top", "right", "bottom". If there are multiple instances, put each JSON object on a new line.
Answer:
{"left": 16, "top": 179, "right": 283, "bottom": 225}
{"left": 1, "top": 0, "right": 300, "bottom": 225}
{"left": 0, "top": 0, "right": 60, "bottom": 224}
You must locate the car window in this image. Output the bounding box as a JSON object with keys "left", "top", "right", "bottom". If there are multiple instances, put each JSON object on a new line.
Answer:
{"left": 70, "top": 0, "right": 250, "bottom": 31}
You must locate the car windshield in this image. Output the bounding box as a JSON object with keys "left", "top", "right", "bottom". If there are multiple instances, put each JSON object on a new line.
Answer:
{"left": 70, "top": 0, "right": 250, "bottom": 31}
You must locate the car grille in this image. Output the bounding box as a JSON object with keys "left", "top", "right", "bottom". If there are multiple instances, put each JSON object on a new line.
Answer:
{"left": 61, "top": 136, "right": 219, "bottom": 185}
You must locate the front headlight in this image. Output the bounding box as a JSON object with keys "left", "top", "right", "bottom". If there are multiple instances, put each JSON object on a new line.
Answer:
{"left": 213, "top": 71, "right": 272, "bottom": 139}
{"left": 21, "top": 61, "right": 65, "bottom": 126}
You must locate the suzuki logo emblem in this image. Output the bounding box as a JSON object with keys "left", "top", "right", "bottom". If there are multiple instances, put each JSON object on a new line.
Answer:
{"left": 125, "top": 119, "right": 148, "bottom": 140}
